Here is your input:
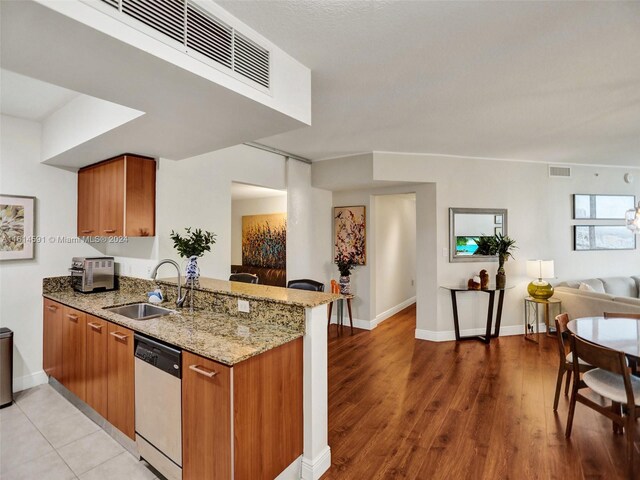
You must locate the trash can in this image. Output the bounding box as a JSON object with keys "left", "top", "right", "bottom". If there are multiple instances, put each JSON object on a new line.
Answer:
{"left": 0, "top": 327, "right": 13, "bottom": 408}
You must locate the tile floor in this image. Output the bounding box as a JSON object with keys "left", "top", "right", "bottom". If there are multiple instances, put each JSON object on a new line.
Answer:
{"left": 0, "top": 384, "right": 161, "bottom": 480}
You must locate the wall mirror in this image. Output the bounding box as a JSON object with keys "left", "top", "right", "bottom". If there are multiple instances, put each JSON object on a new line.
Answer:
{"left": 449, "top": 208, "right": 508, "bottom": 263}
{"left": 573, "top": 194, "right": 635, "bottom": 220}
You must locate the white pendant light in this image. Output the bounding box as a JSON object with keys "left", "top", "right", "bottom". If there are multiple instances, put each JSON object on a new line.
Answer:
{"left": 626, "top": 201, "right": 640, "bottom": 234}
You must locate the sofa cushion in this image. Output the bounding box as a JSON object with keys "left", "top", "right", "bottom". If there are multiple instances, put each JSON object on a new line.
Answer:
{"left": 579, "top": 282, "right": 596, "bottom": 292}
{"left": 614, "top": 296, "right": 640, "bottom": 308}
{"left": 577, "top": 278, "right": 606, "bottom": 293}
{"left": 600, "top": 277, "right": 638, "bottom": 298}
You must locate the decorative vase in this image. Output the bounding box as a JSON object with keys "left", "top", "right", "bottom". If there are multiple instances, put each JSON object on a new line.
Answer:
{"left": 185, "top": 255, "right": 200, "bottom": 287}
{"left": 496, "top": 255, "right": 507, "bottom": 289}
{"left": 339, "top": 275, "right": 351, "bottom": 295}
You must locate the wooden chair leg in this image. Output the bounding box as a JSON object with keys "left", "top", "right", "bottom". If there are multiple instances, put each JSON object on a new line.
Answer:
{"left": 553, "top": 366, "right": 565, "bottom": 411}
{"left": 564, "top": 369, "right": 572, "bottom": 397}
{"left": 327, "top": 302, "right": 333, "bottom": 328}
{"left": 611, "top": 402, "right": 623, "bottom": 434}
{"left": 626, "top": 409, "right": 635, "bottom": 479}
{"left": 565, "top": 377, "right": 578, "bottom": 438}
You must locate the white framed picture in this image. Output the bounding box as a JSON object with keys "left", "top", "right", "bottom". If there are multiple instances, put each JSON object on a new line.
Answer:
{"left": 0, "top": 195, "right": 35, "bottom": 260}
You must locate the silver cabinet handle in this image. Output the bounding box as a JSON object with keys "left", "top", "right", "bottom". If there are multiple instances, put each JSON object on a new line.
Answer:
{"left": 104, "top": 229, "right": 116, "bottom": 234}
{"left": 88, "top": 322, "right": 103, "bottom": 331}
{"left": 110, "top": 331, "right": 128, "bottom": 341}
{"left": 189, "top": 365, "right": 217, "bottom": 378}
{"left": 66, "top": 313, "right": 79, "bottom": 321}
{"left": 80, "top": 230, "right": 93, "bottom": 234}
{"left": 47, "top": 305, "right": 58, "bottom": 312}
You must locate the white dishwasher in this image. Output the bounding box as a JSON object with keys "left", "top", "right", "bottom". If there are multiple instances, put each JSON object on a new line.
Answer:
{"left": 134, "top": 334, "right": 182, "bottom": 480}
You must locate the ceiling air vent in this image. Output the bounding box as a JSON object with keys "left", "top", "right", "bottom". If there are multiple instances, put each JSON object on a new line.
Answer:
{"left": 186, "top": 2, "right": 232, "bottom": 69}
{"left": 549, "top": 165, "right": 571, "bottom": 178}
{"left": 122, "top": 0, "right": 185, "bottom": 44}
{"left": 234, "top": 32, "right": 270, "bottom": 88}
{"left": 93, "top": 0, "right": 271, "bottom": 90}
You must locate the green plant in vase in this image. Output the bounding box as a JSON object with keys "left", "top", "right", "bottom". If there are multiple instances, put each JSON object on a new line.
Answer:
{"left": 169, "top": 227, "right": 217, "bottom": 287}
{"left": 474, "top": 233, "right": 517, "bottom": 288}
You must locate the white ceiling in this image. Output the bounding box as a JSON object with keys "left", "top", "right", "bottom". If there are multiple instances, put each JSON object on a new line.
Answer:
{"left": 0, "top": 69, "right": 79, "bottom": 121}
{"left": 231, "top": 182, "right": 287, "bottom": 200}
{"left": 218, "top": 1, "right": 640, "bottom": 167}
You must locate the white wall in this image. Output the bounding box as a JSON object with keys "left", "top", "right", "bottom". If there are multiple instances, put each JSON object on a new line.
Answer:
{"left": 373, "top": 153, "right": 640, "bottom": 339}
{"left": 0, "top": 115, "right": 99, "bottom": 390}
{"left": 374, "top": 194, "right": 416, "bottom": 320}
{"left": 231, "top": 194, "right": 287, "bottom": 265}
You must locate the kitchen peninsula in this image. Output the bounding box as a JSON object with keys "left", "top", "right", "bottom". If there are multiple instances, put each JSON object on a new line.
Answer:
{"left": 42, "top": 275, "right": 338, "bottom": 480}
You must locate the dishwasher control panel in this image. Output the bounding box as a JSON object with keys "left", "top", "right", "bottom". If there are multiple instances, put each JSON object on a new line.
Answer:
{"left": 134, "top": 334, "right": 181, "bottom": 379}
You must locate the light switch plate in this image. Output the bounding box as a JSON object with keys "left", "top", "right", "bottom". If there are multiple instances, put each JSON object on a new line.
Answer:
{"left": 238, "top": 299, "right": 250, "bottom": 313}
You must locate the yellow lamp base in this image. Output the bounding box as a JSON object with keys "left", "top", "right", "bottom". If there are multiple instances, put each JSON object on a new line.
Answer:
{"left": 528, "top": 281, "right": 554, "bottom": 300}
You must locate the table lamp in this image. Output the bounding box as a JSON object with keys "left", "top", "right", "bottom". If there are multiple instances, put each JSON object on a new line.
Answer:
{"left": 526, "top": 260, "right": 555, "bottom": 299}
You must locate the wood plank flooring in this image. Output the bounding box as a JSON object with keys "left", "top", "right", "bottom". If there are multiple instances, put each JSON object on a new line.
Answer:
{"left": 321, "top": 304, "right": 639, "bottom": 479}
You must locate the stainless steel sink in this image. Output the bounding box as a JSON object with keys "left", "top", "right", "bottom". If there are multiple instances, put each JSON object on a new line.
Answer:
{"left": 105, "top": 303, "right": 174, "bottom": 320}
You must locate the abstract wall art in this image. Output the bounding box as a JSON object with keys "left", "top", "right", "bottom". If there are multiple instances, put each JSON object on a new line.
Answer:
{"left": 0, "top": 194, "right": 35, "bottom": 261}
{"left": 242, "top": 213, "right": 287, "bottom": 269}
{"left": 334, "top": 205, "right": 366, "bottom": 265}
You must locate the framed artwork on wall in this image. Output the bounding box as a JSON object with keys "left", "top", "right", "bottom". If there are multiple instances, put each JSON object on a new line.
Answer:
{"left": 574, "top": 225, "right": 636, "bottom": 251}
{"left": 241, "top": 213, "right": 287, "bottom": 268}
{"left": 573, "top": 194, "right": 635, "bottom": 220}
{"left": 0, "top": 194, "right": 35, "bottom": 261}
{"left": 334, "top": 205, "right": 366, "bottom": 265}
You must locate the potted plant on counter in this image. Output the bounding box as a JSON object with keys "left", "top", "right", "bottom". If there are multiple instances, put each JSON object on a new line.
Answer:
{"left": 169, "top": 227, "right": 217, "bottom": 287}
{"left": 474, "top": 232, "right": 517, "bottom": 289}
{"left": 335, "top": 250, "right": 357, "bottom": 294}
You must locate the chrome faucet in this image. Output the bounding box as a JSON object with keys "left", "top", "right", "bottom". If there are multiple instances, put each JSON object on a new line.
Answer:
{"left": 150, "top": 259, "right": 187, "bottom": 308}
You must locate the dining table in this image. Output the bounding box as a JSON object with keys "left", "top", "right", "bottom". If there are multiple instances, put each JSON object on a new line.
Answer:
{"left": 567, "top": 316, "right": 640, "bottom": 361}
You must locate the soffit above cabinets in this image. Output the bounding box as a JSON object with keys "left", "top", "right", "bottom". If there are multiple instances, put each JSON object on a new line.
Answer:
{"left": 0, "top": 1, "right": 310, "bottom": 168}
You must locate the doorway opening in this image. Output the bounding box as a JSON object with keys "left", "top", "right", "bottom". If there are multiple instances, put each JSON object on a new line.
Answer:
{"left": 230, "top": 182, "right": 287, "bottom": 286}
{"left": 373, "top": 193, "right": 417, "bottom": 326}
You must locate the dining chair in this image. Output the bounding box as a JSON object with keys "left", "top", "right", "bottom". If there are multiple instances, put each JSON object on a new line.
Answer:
{"left": 553, "top": 313, "right": 594, "bottom": 411}
{"left": 565, "top": 334, "right": 640, "bottom": 479}
{"left": 604, "top": 312, "right": 640, "bottom": 319}
{"left": 287, "top": 279, "right": 325, "bottom": 292}
{"left": 229, "top": 273, "right": 259, "bottom": 284}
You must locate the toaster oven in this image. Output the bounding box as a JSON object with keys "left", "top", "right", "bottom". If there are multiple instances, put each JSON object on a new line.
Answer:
{"left": 70, "top": 256, "right": 115, "bottom": 293}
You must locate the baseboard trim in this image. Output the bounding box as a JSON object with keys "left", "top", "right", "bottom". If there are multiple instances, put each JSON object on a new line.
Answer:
{"left": 375, "top": 297, "right": 416, "bottom": 326}
{"left": 275, "top": 456, "right": 302, "bottom": 480}
{"left": 13, "top": 370, "right": 48, "bottom": 392}
{"left": 329, "top": 316, "right": 371, "bottom": 330}
{"left": 415, "top": 323, "right": 547, "bottom": 342}
{"left": 301, "top": 446, "right": 331, "bottom": 480}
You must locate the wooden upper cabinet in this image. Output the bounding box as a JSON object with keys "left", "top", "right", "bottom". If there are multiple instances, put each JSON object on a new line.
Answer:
{"left": 61, "top": 306, "right": 86, "bottom": 402}
{"left": 86, "top": 315, "right": 109, "bottom": 419}
{"left": 77, "top": 155, "right": 155, "bottom": 237}
{"left": 43, "top": 299, "right": 63, "bottom": 381}
{"left": 107, "top": 323, "right": 135, "bottom": 439}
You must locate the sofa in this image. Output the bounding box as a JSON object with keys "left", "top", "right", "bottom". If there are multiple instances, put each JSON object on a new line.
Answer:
{"left": 554, "top": 276, "right": 640, "bottom": 319}
{"left": 230, "top": 265, "right": 286, "bottom": 287}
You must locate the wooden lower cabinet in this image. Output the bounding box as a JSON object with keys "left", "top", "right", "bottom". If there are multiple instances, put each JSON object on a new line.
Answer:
{"left": 86, "top": 315, "right": 108, "bottom": 419}
{"left": 107, "top": 323, "right": 135, "bottom": 439}
{"left": 182, "top": 338, "right": 303, "bottom": 480}
{"left": 43, "top": 299, "right": 63, "bottom": 381}
{"left": 182, "top": 351, "right": 232, "bottom": 480}
{"left": 61, "top": 306, "right": 86, "bottom": 401}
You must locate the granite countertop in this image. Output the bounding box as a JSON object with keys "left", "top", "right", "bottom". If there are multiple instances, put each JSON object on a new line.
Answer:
{"left": 159, "top": 277, "right": 342, "bottom": 307}
{"left": 43, "top": 289, "right": 303, "bottom": 367}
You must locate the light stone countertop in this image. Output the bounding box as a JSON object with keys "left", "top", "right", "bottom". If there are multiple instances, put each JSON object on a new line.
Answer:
{"left": 159, "top": 277, "right": 342, "bottom": 307}
{"left": 43, "top": 288, "right": 304, "bottom": 366}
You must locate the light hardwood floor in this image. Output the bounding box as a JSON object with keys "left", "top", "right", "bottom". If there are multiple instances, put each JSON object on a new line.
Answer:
{"left": 322, "top": 304, "right": 639, "bottom": 479}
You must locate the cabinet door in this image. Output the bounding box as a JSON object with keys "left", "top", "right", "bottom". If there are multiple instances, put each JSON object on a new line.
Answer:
{"left": 98, "top": 158, "right": 124, "bottom": 237}
{"left": 61, "top": 307, "right": 86, "bottom": 401}
{"left": 107, "top": 323, "right": 134, "bottom": 439}
{"left": 77, "top": 167, "right": 100, "bottom": 236}
{"left": 43, "top": 299, "right": 63, "bottom": 381}
{"left": 182, "top": 351, "right": 231, "bottom": 480}
{"left": 125, "top": 156, "right": 156, "bottom": 237}
{"left": 86, "top": 315, "right": 108, "bottom": 419}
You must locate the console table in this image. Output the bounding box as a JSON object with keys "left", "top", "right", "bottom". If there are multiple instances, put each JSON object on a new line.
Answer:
{"left": 441, "top": 285, "right": 514, "bottom": 344}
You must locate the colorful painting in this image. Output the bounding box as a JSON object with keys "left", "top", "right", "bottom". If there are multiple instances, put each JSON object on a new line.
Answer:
{"left": 242, "top": 213, "right": 286, "bottom": 268}
{"left": 0, "top": 195, "right": 35, "bottom": 260}
{"left": 334, "top": 206, "right": 366, "bottom": 265}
